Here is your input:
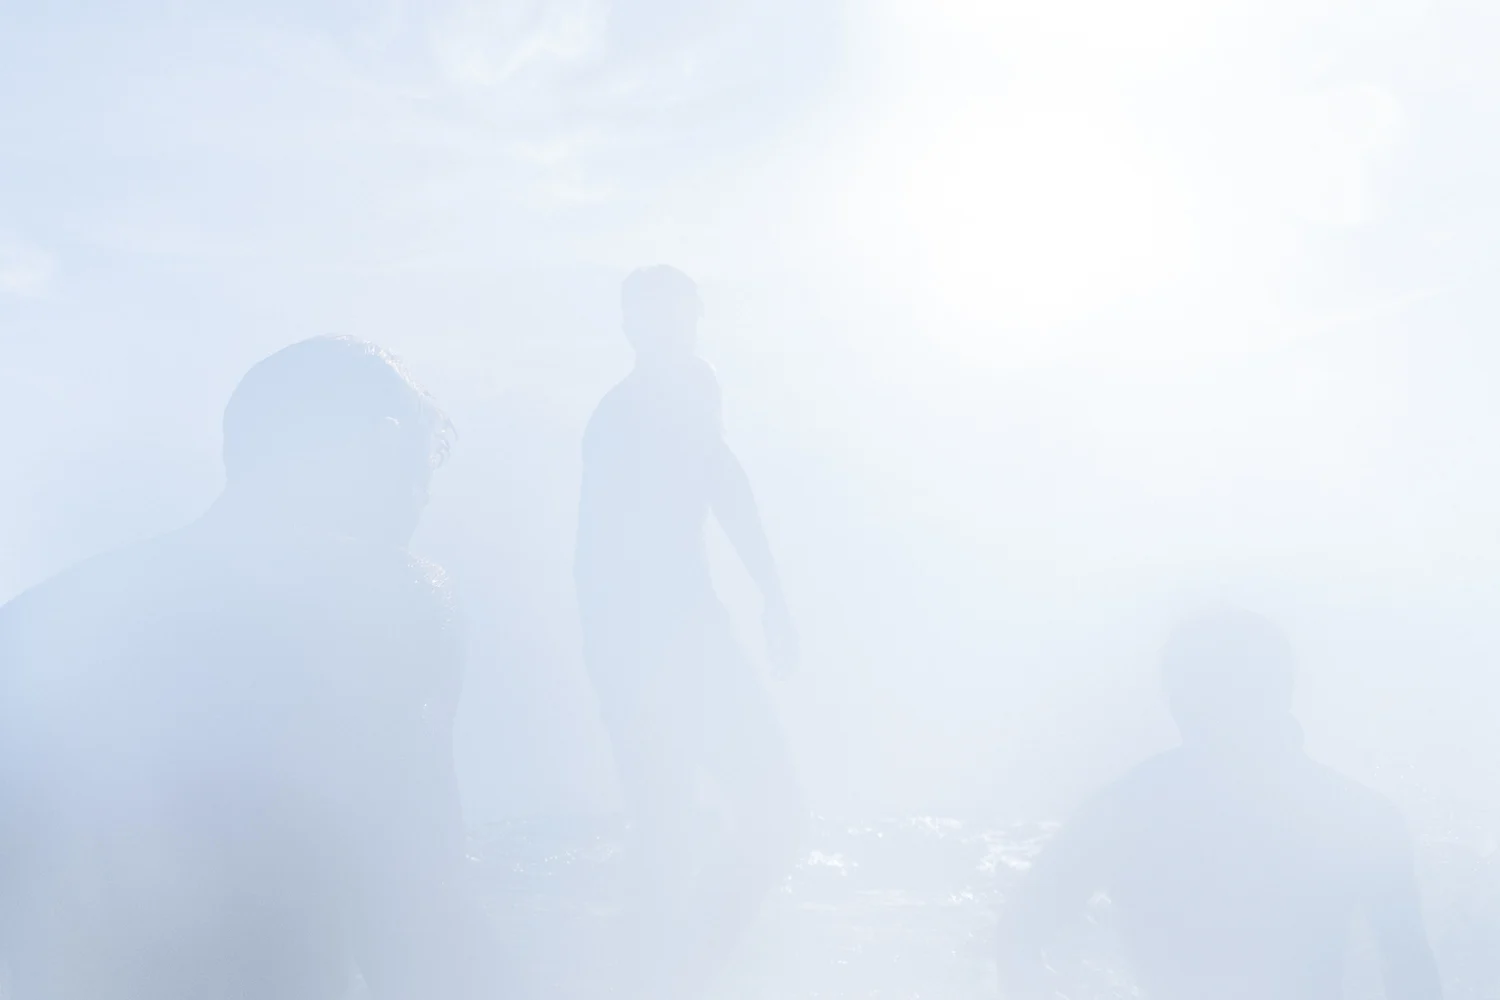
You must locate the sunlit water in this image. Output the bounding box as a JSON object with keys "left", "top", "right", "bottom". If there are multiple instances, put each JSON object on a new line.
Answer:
{"left": 469, "top": 816, "right": 1500, "bottom": 999}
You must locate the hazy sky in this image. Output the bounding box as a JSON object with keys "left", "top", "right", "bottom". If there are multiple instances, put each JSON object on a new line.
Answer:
{"left": 4, "top": 0, "right": 1500, "bottom": 821}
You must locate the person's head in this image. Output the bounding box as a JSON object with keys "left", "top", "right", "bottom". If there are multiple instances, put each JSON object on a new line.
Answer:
{"left": 621, "top": 264, "right": 702, "bottom": 362}
{"left": 220, "top": 336, "right": 454, "bottom": 545}
{"left": 1161, "top": 608, "right": 1298, "bottom": 749}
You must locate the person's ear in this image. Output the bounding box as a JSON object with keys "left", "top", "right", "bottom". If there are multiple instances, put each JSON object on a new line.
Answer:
{"left": 357, "top": 416, "right": 405, "bottom": 468}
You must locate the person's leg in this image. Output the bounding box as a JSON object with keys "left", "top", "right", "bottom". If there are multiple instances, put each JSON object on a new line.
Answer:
{"left": 588, "top": 638, "right": 706, "bottom": 999}
{"left": 679, "top": 625, "right": 805, "bottom": 995}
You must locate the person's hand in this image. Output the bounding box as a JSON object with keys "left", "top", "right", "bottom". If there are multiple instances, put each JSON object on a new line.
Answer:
{"left": 762, "top": 597, "right": 800, "bottom": 678}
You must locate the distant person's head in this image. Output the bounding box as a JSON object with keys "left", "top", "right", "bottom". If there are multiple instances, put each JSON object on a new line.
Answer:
{"left": 221, "top": 336, "right": 453, "bottom": 545}
{"left": 621, "top": 265, "right": 702, "bottom": 362}
{"left": 1161, "top": 608, "right": 1298, "bottom": 750}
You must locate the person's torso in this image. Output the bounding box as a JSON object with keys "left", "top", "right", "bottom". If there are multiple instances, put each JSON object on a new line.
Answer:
{"left": 575, "top": 362, "right": 723, "bottom": 617}
{"left": 1097, "top": 749, "right": 1392, "bottom": 1000}
{"left": 0, "top": 521, "right": 461, "bottom": 1000}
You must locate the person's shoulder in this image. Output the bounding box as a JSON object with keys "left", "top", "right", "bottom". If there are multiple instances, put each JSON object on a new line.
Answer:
{"left": 1302, "top": 759, "right": 1409, "bottom": 838}
{"left": 300, "top": 535, "right": 455, "bottom": 606}
{"left": 678, "top": 354, "right": 721, "bottom": 385}
{"left": 586, "top": 359, "right": 723, "bottom": 439}
{"left": 313, "top": 540, "right": 465, "bottom": 708}
{"left": 665, "top": 356, "right": 723, "bottom": 429}
{"left": 2, "top": 531, "right": 194, "bottom": 627}
{"left": 677, "top": 355, "right": 722, "bottom": 400}
{"left": 1068, "top": 748, "right": 1189, "bottom": 832}
{"left": 1301, "top": 758, "right": 1392, "bottom": 806}
{"left": 180, "top": 521, "right": 459, "bottom": 639}
{"left": 1099, "top": 747, "right": 1191, "bottom": 799}
{"left": 336, "top": 539, "right": 461, "bottom": 638}
{"left": 619, "top": 357, "right": 722, "bottom": 398}
{"left": 582, "top": 376, "right": 640, "bottom": 443}
{"left": 593, "top": 375, "right": 638, "bottom": 412}
{"left": 394, "top": 548, "right": 459, "bottom": 625}
{"left": 0, "top": 530, "right": 203, "bottom": 687}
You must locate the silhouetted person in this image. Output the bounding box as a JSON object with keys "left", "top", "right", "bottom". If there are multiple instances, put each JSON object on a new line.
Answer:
{"left": 0, "top": 337, "right": 494, "bottom": 1000}
{"left": 998, "top": 608, "right": 1443, "bottom": 1000}
{"left": 575, "top": 265, "right": 804, "bottom": 998}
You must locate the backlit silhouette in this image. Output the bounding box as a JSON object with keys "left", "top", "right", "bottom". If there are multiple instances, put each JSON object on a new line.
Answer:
{"left": 997, "top": 608, "right": 1444, "bottom": 1000}
{"left": 575, "top": 265, "right": 804, "bottom": 998}
{"left": 0, "top": 337, "right": 495, "bottom": 1000}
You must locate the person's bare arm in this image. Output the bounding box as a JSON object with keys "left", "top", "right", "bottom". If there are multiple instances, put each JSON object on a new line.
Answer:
{"left": 349, "top": 744, "right": 492, "bottom": 1000}
{"left": 688, "top": 360, "right": 797, "bottom": 672}
{"left": 1367, "top": 809, "right": 1444, "bottom": 1000}
{"left": 709, "top": 440, "right": 797, "bottom": 672}
{"left": 710, "top": 443, "right": 785, "bottom": 604}
{"left": 347, "top": 579, "right": 497, "bottom": 1000}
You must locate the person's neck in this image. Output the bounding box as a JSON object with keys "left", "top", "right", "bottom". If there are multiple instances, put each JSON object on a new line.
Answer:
{"left": 1183, "top": 715, "right": 1306, "bottom": 762}
{"left": 633, "top": 348, "right": 696, "bottom": 372}
{"left": 204, "top": 485, "right": 394, "bottom": 547}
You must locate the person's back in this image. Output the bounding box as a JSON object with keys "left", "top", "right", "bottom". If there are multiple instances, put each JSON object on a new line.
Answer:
{"left": 0, "top": 337, "right": 488, "bottom": 1000}
{"left": 1060, "top": 742, "right": 1418, "bottom": 1000}
{"left": 999, "top": 609, "right": 1442, "bottom": 1000}
{"left": 576, "top": 353, "right": 723, "bottom": 622}
{"left": 572, "top": 266, "right": 803, "bottom": 999}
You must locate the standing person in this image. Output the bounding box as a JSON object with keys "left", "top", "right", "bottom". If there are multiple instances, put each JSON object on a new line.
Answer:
{"left": 575, "top": 265, "right": 805, "bottom": 998}
{"left": 997, "top": 608, "right": 1443, "bottom": 1000}
{"left": 0, "top": 337, "right": 496, "bottom": 1000}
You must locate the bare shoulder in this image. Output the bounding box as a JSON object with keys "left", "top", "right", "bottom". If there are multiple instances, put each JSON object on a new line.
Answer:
{"left": 1304, "top": 760, "right": 1411, "bottom": 846}
{"left": 0, "top": 534, "right": 207, "bottom": 732}
{"left": 1088, "top": 749, "right": 1189, "bottom": 812}
{"left": 680, "top": 355, "right": 723, "bottom": 401}
{"left": 582, "top": 375, "right": 643, "bottom": 450}
{"left": 0, "top": 533, "right": 192, "bottom": 653}
{"left": 681, "top": 354, "right": 721, "bottom": 384}
{"left": 1046, "top": 750, "right": 1189, "bottom": 854}
{"left": 302, "top": 537, "right": 460, "bottom": 637}
{"left": 672, "top": 356, "right": 724, "bottom": 432}
{"left": 310, "top": 538, "right": 465, "bottom": 699}
{"left": 586, "top": 358, "right": 724, "bottom": 443}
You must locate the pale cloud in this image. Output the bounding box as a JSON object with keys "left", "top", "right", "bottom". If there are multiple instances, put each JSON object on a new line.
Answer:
{"left": 0, "top": 237, "right": 57, "bottom": 297}
{"left": 827, "top": 0, "right": 1436, "bottom": 357}
{"left": 428, "top": 0, "right": 611, "bottom": 89}
{"left": 1279, "top": 84, "right": 1406, "bottom": 228}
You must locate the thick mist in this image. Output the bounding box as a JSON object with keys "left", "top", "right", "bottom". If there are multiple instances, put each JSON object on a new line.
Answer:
{"left": 4, "top": 1, "right": 1500, "bottom": 997}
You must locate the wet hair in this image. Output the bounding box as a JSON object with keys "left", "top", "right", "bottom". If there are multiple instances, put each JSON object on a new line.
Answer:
{"left": 1161, "top": 607, "right": 1297, "bottom": 721}
{"left": 621, "top": 265, "right": 702, "bottom": 324}
{"left": 222, "top": 336, "right": 454, "bottom": 485}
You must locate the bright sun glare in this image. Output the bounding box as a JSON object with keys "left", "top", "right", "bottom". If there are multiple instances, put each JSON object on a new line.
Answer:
{"left": 902, "top": 106, "right": 1188, "bottom": 328}
{"left": 844, "top": 0, "right": 1214, "bottom": 347}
